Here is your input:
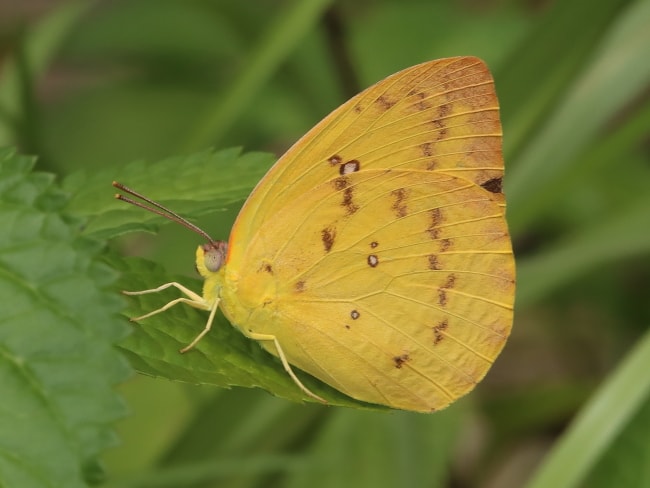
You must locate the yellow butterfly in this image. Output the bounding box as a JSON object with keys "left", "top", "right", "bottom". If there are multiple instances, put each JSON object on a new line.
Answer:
{"left": 115, "top": 56, "right": 515, "bottom": 412}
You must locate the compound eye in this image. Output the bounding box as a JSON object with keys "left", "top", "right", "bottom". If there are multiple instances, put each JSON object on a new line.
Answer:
{"left": 203, "top": 244, "right": 225, "bottom": 272}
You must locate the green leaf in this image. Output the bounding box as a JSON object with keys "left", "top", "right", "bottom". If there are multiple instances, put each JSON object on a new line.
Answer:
{"left": 62, "top": 148, "right": 273, "bottom": 239}
{"left": 0, "top": 148, "right": 131, "bottom": 487}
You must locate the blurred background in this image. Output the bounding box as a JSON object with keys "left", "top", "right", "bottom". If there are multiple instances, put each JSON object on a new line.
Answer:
{"left": 1, "top": 0, "right": 649, "bottom": 487}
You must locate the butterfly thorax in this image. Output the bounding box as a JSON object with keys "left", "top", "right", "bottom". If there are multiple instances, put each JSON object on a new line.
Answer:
{"left": 221, "top": 259, "right": 279, "bottom": 332}
{"left": 192, "top": 232, "right": 284, "bottom": 347}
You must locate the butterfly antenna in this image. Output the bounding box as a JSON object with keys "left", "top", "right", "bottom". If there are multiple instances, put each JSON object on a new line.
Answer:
{"left": 113, "top": 181, "right": 216, "bottom": 243}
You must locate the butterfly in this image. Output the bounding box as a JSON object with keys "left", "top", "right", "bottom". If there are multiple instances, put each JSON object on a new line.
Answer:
{"left": 114, "top": 56, "right": 515, "bottom": 412}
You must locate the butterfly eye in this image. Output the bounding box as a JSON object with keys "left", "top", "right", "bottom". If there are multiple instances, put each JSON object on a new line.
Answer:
{"left": 203, "top": 242, "right": 227, "bottom": 272}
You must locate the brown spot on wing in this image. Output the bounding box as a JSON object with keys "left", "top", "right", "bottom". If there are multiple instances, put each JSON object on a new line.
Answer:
{"left": 328, "top": 154, "right": 342, "bottom": 166}
{"left": 420, "top": 142, "right": 432, "bottom": 157}
{"left": 433, "top": 319, "right": 448, "bottom": 344}
{"left": 370, "top": 241, "right": 379, "bottom": 248}
{"left": 295, "top": 280, "right": 306, "bottom": 292}
{"left": 427, "top": 208, "right": 443, "bottom": 239}
{"left": 350, "top": 310, "right": 360, "bottom": 320}
{"left": 342, "top": 186, "right": 359, "bottom": 215}
{"left": 321, "top": 227, "right": 336, "bottom": 252}
{"left": 332, "top": 176, "right": 348, "bottom": 191}
{"left": 367, "top": 255, "right": 379, "bottom": 267}
{"left": 428, "top": 255, "right": 440, "bottom": 270}
{"left": 340, "top": 159, "right": 360, "bottom": 175}
{"left": 432, "top": 103, "right": 451, "bottom": 126}
{"left": 258, "top": 263, "right": 273, "bottom": 274}
{"left": 439, "top": 238, "right": 452, "bottom": 252}
{"left": 481, "top": 177, "right": 503, "bottom": 194}
{"left": 413, "top": 91, "right": 430, "bottom": 110}
{"left": 376, "top": 95, "right": 395, "bottom": 110}
{"left": 393, "top": 354, "right": 410, "bottom": 369}
{"left": 431, "top": 104, "right": 451, "bottom": 140}
{"left": 437, "top": 274, "right": 456, "bottom": 307}
{"left": 444, "top": 274, "right": 456, "bottom": 289}
{"left": 391, "top": 188, "right": 408, "bottom": 218}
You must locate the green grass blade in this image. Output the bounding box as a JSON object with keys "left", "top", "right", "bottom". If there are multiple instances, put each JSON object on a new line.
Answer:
{"left": 498, "top": 0, "right": 632, "bottom": 160}
{"left": 525, "top": 328, "right": 650, "bottom": 488}
{"left": 506, "top": 0, "right": 650, "bottom": 231}
{"left": 182, "top": 0, "right": 333, "bottom": 151}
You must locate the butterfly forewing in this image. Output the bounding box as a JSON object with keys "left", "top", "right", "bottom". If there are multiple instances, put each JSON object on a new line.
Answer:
{"left": 228, "top": 56, "right": 504, "bottom": 263}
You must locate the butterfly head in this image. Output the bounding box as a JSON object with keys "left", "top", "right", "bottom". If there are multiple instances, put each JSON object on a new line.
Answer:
{"left": 196, "top": 240, "right": 228, "bottom": 278}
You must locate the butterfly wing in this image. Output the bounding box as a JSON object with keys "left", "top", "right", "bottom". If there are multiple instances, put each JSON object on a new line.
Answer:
{"left": 227, "top": 56, "right": 505, "bottom": 265}
{"left": 220, "top": 57, "right": 514, "bottom": 411}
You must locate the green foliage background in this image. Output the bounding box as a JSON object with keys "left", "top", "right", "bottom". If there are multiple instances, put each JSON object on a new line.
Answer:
{"left": 1, "top": 0, "right": 649, "bottom": 487}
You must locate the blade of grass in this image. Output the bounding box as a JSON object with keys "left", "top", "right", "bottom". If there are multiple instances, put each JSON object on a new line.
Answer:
{"left": 524, "top": 328, "right": 650, "bottom": 488}
{"left": 498, "top": 0, "right": 632, "bottom": 160}
{"left": 182, "top": 0, "right": 333, "bottom": 151}
{"left": 506, "top": 0, "right": 650, "bottom": 231}
{"left": 510, "top": 97, "right": 650, "bottom": 236}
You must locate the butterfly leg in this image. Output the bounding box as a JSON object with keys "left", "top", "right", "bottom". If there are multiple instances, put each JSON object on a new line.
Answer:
{"left": 124, "top": 281, "right": 213, "bottom": 346}
{"left": 123, "top": 282, "right": 210, "bottom": 322}
{"left": 123, "top": 281, "right": 204, "bottom": 303}
{"left": 123, "top": 282, "right": 222, "bottom": 353}
{"left": 243, "top": 330, "right": 327, "bottom": 404}
{"left": 179, "top": 298, "right": 220, "bottom": 354}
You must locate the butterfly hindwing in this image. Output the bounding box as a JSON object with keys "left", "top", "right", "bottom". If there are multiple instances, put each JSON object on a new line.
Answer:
{"left": 222, "top": 169, "right": 513, "bottom": 411}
